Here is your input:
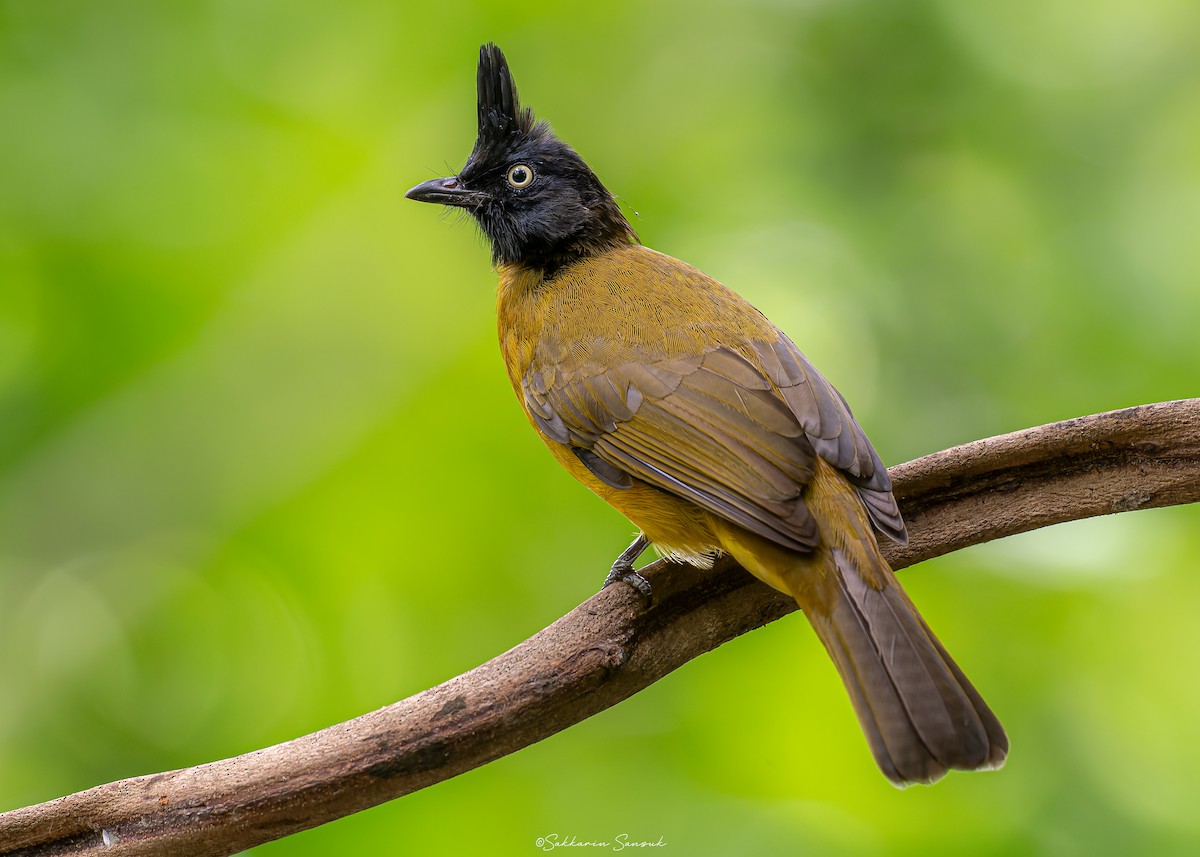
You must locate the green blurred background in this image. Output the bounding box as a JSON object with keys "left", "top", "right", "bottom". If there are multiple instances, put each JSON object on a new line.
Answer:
{"left": 2, "top": 0, "right": 1199, "bottom": 854}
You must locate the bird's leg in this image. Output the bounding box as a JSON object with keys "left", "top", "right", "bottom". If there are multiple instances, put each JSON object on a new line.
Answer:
{"left": 604, "top": 532, "right": 653, "bottom": 600}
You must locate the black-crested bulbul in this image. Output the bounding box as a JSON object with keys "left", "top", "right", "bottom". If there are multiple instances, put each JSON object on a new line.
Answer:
{"left": 406, "top": 44, "right": 1007, "bottom": 785}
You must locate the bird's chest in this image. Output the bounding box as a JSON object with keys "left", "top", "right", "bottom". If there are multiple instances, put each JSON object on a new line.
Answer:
{"left": 504, "top": 272, "right": 731, "bottom": 369}
{"left": 497, "top": 269, "right": 649, "bottom": 390}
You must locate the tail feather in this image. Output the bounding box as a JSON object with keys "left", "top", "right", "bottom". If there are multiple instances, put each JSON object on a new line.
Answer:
{"left": 920, "top": 615, "right": 1009, "bottom": 771}
{"left": 807, "top": 547, "right": 1008, "bottom": 786}
{"left": 708, "top": 485, "right": 1007, "bottom": 786}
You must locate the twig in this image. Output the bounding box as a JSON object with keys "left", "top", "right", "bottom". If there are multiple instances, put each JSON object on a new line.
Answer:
{"left": 2, "top": 399, "right": 1198, "bottom": 857}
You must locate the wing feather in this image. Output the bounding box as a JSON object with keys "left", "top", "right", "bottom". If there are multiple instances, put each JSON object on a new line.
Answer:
{"left": 756, "top": 336, "right": 907, "bottom": 543}
{"left": 523, "top": 335, "right": 907, "bottom": 552}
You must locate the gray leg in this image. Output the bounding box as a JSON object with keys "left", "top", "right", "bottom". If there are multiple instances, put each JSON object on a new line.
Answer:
{"left": 603, "top": 533, "right": 653, "bottom": 600}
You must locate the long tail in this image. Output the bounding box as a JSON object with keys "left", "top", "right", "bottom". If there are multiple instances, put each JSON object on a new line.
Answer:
{"left": 802, "top": 542, "right": 1008, "bottom": 785}
{"left": 711, "top": 471, "right": 1008, "bottom": 786}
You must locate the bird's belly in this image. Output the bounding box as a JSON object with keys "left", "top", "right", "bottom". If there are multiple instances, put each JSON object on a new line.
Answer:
{"left": 542, "top": 438, "right": 721, "bottom": 567}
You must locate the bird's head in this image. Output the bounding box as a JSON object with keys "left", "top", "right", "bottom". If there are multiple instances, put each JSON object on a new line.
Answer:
{"left": 406, "top": 43, "right": 636, "bottom": 278}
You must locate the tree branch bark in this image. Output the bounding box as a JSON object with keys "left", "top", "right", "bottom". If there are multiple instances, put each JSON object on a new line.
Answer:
{"left": 2, "top": 399, "right": 1198, "bottom": 857}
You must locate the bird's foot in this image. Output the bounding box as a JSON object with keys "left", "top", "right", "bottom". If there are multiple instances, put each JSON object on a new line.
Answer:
{"left": 604, "top": 562, "right": 653, "bottom": 599}
{"left": 603, "top": 533, "right": 653, "bottom": 603}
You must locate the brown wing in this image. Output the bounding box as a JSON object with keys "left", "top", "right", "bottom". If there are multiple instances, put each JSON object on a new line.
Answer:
{"left": 755, "top": 333, "right": 907, "bottom": 543}
{"left": 524, "top": 336, "right": 906, "bottom": 552}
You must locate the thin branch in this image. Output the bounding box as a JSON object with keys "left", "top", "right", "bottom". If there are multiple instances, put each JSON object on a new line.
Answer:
{"left": 2, "top": 399, "right": 1198, "bottom": 857}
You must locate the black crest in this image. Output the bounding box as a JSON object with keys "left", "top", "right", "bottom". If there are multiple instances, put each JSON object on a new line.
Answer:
{"left": 476, "top": 45, "right": 539, "bottom": 145}
{"left": 468, "top": 43, "right": 553, "bottom": 174}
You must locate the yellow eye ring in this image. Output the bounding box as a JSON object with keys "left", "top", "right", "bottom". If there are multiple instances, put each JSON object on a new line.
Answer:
{"left": 506, "top": 164, "right": 534, "bottom": 188}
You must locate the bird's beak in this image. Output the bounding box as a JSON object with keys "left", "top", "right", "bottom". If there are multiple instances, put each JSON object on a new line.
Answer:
{"left": 404, "top": 176, "right": 487, "bottom": 208}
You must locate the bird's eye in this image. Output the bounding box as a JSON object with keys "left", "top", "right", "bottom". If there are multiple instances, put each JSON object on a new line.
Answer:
{"left": 506, "top": 164, "right": 534, "bottom": 188}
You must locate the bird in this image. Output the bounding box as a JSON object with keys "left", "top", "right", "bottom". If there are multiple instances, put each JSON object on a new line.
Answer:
{"left": 406, "top": 43, "right": 1007, "bottom": 786}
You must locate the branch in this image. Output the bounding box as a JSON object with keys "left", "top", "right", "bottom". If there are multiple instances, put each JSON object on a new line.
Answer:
{"left": 3, "top": 399, "right": 1198, "bottom": 856}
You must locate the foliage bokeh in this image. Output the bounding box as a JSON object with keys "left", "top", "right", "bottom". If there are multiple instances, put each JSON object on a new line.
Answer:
{"left": 2, "top": 1, "right": 1199, "bottom": 854}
